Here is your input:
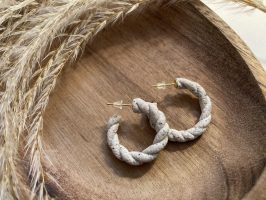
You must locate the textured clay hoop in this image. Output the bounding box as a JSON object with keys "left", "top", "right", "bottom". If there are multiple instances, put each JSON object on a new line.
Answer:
{"left": 106, "top": 98, "right": 169, "bottom": 166}
{"left": 168, "top": 78, "right": 212, "bottom": 142}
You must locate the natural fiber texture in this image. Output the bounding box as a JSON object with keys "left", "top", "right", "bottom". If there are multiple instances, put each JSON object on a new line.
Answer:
{"left": 107, "top": 98, "right": 169, "bottom": 165}
{"left": 226, "top": 0, "right": 266, "bottom": 12}
{"left": 168, "top": 78, "right": 212, "bottom": 142}
{"left": 0, "top": 0, "right": 265, "bottom": 199}
{"left": 0, "top": 1, "right": 170, "bottom": 199}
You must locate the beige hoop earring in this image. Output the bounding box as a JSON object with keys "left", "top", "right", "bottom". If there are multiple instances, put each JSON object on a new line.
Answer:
{"left": 153, "top": 77, "right": 212, "bottom": 142}
{"left": 106, "top": 98, "right": 169, "bottom": 166}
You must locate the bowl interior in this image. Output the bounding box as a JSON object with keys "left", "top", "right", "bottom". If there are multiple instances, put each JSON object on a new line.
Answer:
{"left": 43, "top": 3, "right": 266, "bottom": 200}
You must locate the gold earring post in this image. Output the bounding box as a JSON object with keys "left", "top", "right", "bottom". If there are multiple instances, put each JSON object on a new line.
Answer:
{"left": 152, "top": 81, "right": 176, "bottom": 90}
{"left": 107, "top": 100, "right": 132, "bottom": 109}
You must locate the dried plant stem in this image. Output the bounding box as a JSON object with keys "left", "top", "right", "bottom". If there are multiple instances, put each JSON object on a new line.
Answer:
{"left": 0, "top": 109, "right": 20, "bottom": 199}
{"left": 0, "top": 0, "right": 37, "bottom": 25}
{"left": 24, "top": 0, "right": 156, "bottom": 197}
{"left": 0, "top": 3, "right": 41, "bottom": 55}
{"left": 1, "top": 0, "right": 167, "bottom": 199}
{"left": 230, "top": 0, "right": 266, "bottom": 12}
{"left": 0, "top": 1, "right": 114, "bottom": 199}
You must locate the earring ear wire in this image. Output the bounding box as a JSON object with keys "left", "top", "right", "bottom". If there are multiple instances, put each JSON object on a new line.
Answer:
{"left": 152, "top": 81, "right": 176, "bottom": 90}
{"left": 107, "top": 100, "right": 132, "bottom": 109}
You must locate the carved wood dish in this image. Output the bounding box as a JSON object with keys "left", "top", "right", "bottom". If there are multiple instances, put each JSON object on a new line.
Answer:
{"left": 43, "top": 2, "right": 266, "bottom": 199}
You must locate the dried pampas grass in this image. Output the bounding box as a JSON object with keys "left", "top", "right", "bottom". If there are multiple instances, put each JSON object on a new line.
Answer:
{"left": 0, "top": 0, "right": 265, "bottom": 199}
{"left": 230, "top": 0, "right": 266, "bottom": 12}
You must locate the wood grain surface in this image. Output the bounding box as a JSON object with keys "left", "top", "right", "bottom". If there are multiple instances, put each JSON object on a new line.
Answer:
{"left": 42, "top": 2, "right": 266, "bottom": 200}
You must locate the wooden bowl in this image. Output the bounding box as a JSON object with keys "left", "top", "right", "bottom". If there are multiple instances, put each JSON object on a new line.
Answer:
{"left": 43, "top": 2, "right": 266, "bottom": 199}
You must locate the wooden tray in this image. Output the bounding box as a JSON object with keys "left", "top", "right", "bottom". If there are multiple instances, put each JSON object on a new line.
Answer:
{"left": 43, "top": 2, "right": 266, "bottom": 199}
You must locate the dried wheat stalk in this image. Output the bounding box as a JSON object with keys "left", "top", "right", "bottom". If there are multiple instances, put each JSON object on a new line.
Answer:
{"left": 0, "top": 0, "right": 170, "bottom": 199}
{"left": 230, "top": 0, "right": 266, "bottom": 12}
{"left": 0, "top": 0, "right": 265, "bottom": 199}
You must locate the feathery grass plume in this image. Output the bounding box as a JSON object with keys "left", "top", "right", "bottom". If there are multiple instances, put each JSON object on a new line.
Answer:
{"left": 0, "top": 0, "right": 94, "bottom": 83}
{"left": 0, "top": 1, "right": 113, "bottom": 199}
{"left": 0, "top": 1, "right": 107, "bottom": 199}
{"left": 0, "top": 0, "right": 176, "bottom": 199}
{"left": 0, "top": 0, "right": 40, "bottom": 47}
{"left": 0, "top": 0, "right": 44, "bottom": 91}
{"left": 0, "top": 1, "right": 72, "bottom": 197}
{"left": 219, "top": 0, "right": 266, "bottom": 12}
{"left": 23, "top": 0, "right": 166, "bottom": 198}
{"left": 0, "top": 0, "right": 37, "bottom": 25}
{"left": 0, "top": 1, "right": 41, "bottom": 54}
{"left": 0, "top": 109, "right": 20, "bottom": 200}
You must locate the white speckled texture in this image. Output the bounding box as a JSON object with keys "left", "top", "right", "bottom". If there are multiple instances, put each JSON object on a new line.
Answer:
{"left": 107, "top": 78, "right": 212, "bottom": 165}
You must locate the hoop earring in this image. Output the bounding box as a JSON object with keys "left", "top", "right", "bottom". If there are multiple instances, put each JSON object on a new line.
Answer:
{"left": 106, "top": 98, "right": 169, "bottom": 166}
{"left": 153, "top": 78, "right": 212, "bottom": 142}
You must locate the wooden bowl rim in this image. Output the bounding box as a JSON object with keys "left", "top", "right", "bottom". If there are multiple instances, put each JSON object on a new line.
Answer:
{"left": 192, "top": 2, "right": 266, "bottom": 199}
{"left": 193, "top": 1, "right": 266, "bottom": 98}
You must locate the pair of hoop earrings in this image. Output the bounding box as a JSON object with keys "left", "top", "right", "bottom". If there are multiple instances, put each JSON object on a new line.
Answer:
{"left": 106, "top": 78, "right": 212, "bottom": 166}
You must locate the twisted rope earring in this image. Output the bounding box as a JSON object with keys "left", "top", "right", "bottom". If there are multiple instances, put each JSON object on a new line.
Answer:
{"left": 153, "top": 77, "right": 212, "bottom": 142}
{"left": 106, "top": 98, "right": 169, "bottom": 166}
